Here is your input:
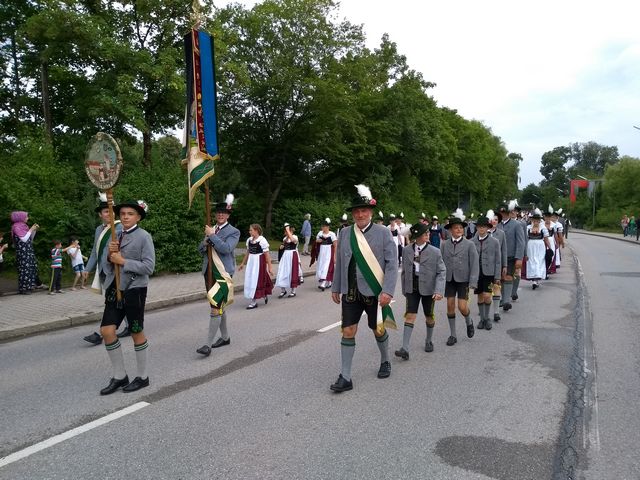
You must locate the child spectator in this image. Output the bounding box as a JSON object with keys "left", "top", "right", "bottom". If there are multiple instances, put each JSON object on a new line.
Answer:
{"left": 49, "top": 240, "right": 67, "bottom": 295}
{"left": 67, "top": 237, "right": 88, "bottom": 290}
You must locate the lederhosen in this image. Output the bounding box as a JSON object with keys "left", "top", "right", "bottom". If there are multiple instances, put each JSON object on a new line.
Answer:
{"left": 474, "top": 237, "right": 494, "bottom": 294}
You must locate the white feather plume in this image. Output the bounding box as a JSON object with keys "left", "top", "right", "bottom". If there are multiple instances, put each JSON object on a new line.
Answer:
{"left": 224, "top": 193, "right": 235, "bottom": 207}
{"left": 400, "top": 212, "right": 404, "bottom": 219}
{"left": 548, "top": 204, "right": 554, "bottom": 214}
{"left": 354, "top": 184, "right": 372, "bottom": 200}
{"left": 557, "top": 208, "right": 563, "bottom": 214}
{"left": 98, "top": 192, "right": 107, "bottom": 202}
{"left": 378, "top": 211, "right": 384, "bottom": 218}
{"left": 325, "top": 217, "right": 331, "bottom": 224}
{"left": 508, "top": 199, "right": 517, "bottom": 211}
{"left": 533, "top": 208, "right": 542, "bottom": 217}
{"left": 341, "top": 213, "right": 347, "bottom": 221}
{"left": 486, "top": 209, "right": 495, "bottom": 221}
{"left": 421, "top": 212, "right": 426, "bottom": 219}
{"left": 452, "top": 208, "right": 466, "bottom": 221}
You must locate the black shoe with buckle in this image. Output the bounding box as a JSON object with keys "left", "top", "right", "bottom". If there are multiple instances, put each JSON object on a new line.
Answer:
{"left": 377, "top": 361, "right": 391, "bottom": 378}
{"left": 467, "top": 323, "right": 475, "bottom": 338}
{"left": 84, "top": 332, "right": 102, "bottom": 345}
{"left": 330, "top": 374, "right": 353, "bottom": 393}
{"left": 424, "top": 341, "right": 434, "bottom": 352}
{"left": 494, "top": 313, "right": 501, "bottom": 322}
{"left": 446, "top": 336, "right": 457, "bottom": 346}
{"left": 100, "top": 376, "right": 129, "bottom": 395}
{"left": 122, "top": 376, "right": 149, "bottom": 392}
{"left": 196, "top": 345, "right": 211, "bottom": 357}
{"left": 211, "top": 337, "right": 230, "bottom": 348}
{"left": 394, "top": 348, "right": 409, "bottom": 360}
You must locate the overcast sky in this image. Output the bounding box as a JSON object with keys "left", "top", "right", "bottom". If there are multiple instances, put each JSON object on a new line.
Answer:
{"left": 216, "top": 0, "right": 640, "bottom": 186}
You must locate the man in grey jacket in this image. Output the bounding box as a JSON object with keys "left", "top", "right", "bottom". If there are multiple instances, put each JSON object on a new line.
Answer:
{"left": 395, "top": 222, "right": 445, "bottom": 359}
{"left": 440, "top": 212, "right": 479, "bottom": 346}
{"left": 488, "top": 210, "right": 507, "bottom": 322}
{"left": 99, "top": 200, "right": 155, "bottom": 395}
{"left": 83, "top": 196, "right": 124, "bottom": 345}
{"left": 330, "top": 185, "right": 398, "bottom": 393}
{"left": 196, "top": 196, "right": 241, "bottom": 357}
{"left": 497, "top": 201, "right": 525, "bottom": 312}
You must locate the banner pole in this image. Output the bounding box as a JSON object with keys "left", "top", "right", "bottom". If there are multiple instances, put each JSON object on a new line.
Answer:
{"left": 204, "top": 181, "right": 214, "bottom": 290}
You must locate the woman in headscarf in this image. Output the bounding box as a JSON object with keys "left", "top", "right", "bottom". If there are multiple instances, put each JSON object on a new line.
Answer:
{"left": 10, "top": 211, "right": 42, "bottom": 294}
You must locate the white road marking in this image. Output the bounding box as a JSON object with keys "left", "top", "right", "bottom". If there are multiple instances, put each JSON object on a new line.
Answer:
{"left": 317, "top": 321, "right": 341, "bottom": 332}
{"left": 0, "top": 402, "right": 150, "bottom": 468}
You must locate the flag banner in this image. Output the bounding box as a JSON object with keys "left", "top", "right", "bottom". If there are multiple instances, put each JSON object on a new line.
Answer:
{"left": 183, "top": 29, "right": 220, "bottom": 206}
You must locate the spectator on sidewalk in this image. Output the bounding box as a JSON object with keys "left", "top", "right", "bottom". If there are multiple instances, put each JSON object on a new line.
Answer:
{"left": 49, "top": 240, "right": 67, "bottom": 295}
{"left": 0, "top": 233, "right": 8, "bottom": 295}
{"left": 621, "top": 215, "right": 629, "bottom": 236}
{"left": 66, "top": 237, "right": 88, "bottom": 290}
{"left": 301, "top": 214, "right": 312, "bottom": 255}
{"left": 629, "top": 216, "right": 636, "bottom": 239}
{"left": 10, "top": 211, "right": 44, "bottom": 294}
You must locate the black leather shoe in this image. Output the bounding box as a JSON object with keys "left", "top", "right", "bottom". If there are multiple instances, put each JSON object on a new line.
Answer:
{"left": 446, "top": 336, "right": 457, "bottom": 346}
{"left": 100, "top": 376, "right": 129, "bottom": 395}
{"left": 196, "top": 345, "right": 211, "bottom": 356}
{"left": 394, "top": 348, "right": 409, "bottom": 360}
{"left": 264, "top": 296, "right": 268, "bottom": 304}
{"left": 211, "top": 337, "right": 230, "bottom": 349}
{"left": 377, "top": 361, "right": 391, "bottom": 378}
{"left": 278, "top": 291, "right": 287, "bottom": 298}
{"left": 330, "top": 374, "right": 353, "bottom": 393}
{"left": 494, "top": 313, "right": 501, "bottom": 322}
{"left": 502, "top": 302, "right": 512, "bottom": 312}
{"left": 477, "top": 320, "right": 485, "bottom": 330}
{"left": 424, "top": 341, "right": 434, "bottom": 352}
{"left": 287, "top": 292, "right": 296, "bottom": 298}
{"left": 512, "top": 294, "right": 519, "bottom": 301}
{"left": 84, "top": 332, "right": 102, "bottom": 345}
{"left": 116, "top": 328, "right": 131, "bottom": 338}
{"left": 122, "top": 376, "right": 149, "bottom": 392}
{"left": 467, "top": 323, "right": 475, "bottom": 338}
{"left": 246, "top": 303, "right": 258, "bottom": 310}
{"left": 485, "top": 321, "right": 493, "bottom": 331}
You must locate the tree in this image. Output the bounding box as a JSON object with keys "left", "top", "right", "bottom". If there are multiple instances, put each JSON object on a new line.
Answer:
{"left": 569, "top": 141, "right": 619, "bottom": 175}
{"left": 540, "top": 146, "right": 570, "bottom": 191}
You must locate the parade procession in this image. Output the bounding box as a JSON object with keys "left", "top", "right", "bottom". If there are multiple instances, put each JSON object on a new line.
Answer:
{"left": 2, "top": 0, "right": 640, "bottom": 479}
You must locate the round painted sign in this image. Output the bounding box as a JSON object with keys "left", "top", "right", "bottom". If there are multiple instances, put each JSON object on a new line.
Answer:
{"left": 84, "top": 132, "right": 123, "bottom": 190}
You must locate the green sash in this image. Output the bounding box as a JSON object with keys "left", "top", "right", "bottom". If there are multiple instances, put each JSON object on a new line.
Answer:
{"left": 350, "top": 226, "right": 396, "bottom": 330}
{"left": 206, "top": 248, "right": 234, "bottom": 311}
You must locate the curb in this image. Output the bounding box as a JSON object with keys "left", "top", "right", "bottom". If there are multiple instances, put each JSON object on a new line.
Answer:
{"left": 0, "top": 271, "right": 317, "bottom": 342}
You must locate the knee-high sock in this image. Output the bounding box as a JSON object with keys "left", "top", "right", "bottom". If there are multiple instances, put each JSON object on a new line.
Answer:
{"left": 105, "top": 339, "right": 127, "bottom": 379}
{"left": 502, "top": 281, "right": 513, "bottom": 303}
{"left": 478, "top": 304, "right": 485, "bottom": 322}
{"left": 134, "top": 340, "right": 149, "bottom": 379}
{"left": 341, "top": 337, "right": 355, "bottom": 381}
{"left": 219, "top": 312, "right": 229, "bottom": 340}
{"left": 402, "top": 323, "right": 414, "bottom": 351}
{"left": 448, "top": 315, "right": 456, "bottom": 337}
{"left": 512, "top": 275, "right": 520, "bottom": 297}
{"left": 376, "top": 330, "right": 390, "bottom": 363}
{"left": 207, "top": 314, "right": 222, "bottom": 345}
{"left": 426, "top": 325, "right": 434, "bottom": 343}
{"left": 464, "top": 311, "right": 472, "bottom": 326}
{"left": 484, "top": 303, "right": 493, "bottom": 325}
{"left": 492, "top": 295, "right": 500, "bottom": 316}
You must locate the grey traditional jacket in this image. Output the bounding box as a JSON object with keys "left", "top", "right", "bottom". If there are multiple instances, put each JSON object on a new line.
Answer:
{"left": 401, "top": 242, "right": 446, "bottom": 296}
{"left": 489, "top": 227, "right": 507, "bottom": 268}
{"left": 199, "top": 223, "right": 241, "bottom": 277}
{"left": 440, "top": 237, "right": 479, "bottom": 287}
{"left": 472, "top": 234, "right": 502, "bottom": 280}
{"left": 497, "top": 218, "right": 526, "bottom": 259}
{"left": 104, "top": 226, "right": 155, "bottom": 291}
{"left": 332, "top": 223, "right": 398, "bottom": 296}
{"left": 85, "top": 222, "right": 123, "bottom": 274}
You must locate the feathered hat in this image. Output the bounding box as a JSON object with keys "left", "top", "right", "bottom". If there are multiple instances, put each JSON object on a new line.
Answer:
{"left": 346, "top": 184, "right": 377, "bottom": 211}
{"left": 444, "top": 208, "right": 467, "bottom": 229}
{"left": 114, "top": 200, "right": 149, "bottom": 220}
{"left": 341, "top": 213, "right": 348, "bottom": 222}
{"left": 215, "top": 193, "right": 235, "bottom": 213}
{"left": 322, "top": 217, "right": 331, "bottom": 226}
{"left": 95, "top": 192, "right": 110, "bottom": 213}
{"left": 531, "top": 208, "right": 543, "bottom": 220}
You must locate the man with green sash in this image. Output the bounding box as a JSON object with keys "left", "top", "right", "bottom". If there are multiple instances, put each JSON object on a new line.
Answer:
{"left": 196, "top": 195, "right": 240, "bottom": 357}
{"left": 330, "top": 185, "right": 398, "bottom": 393}
{"left": 83, "top": 194, "right": 123, "bottom": 345}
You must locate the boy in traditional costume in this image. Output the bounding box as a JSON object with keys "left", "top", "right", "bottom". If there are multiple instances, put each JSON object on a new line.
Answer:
{"left": 472, "top": 214, "right": 501, "bottom": 330}
{"left": 497, "top": 201, "right": 525, "bottom": 312}
{"left": 488, "top": 209, "right": 507, "bottom": 323}
{"left": 440, "top": 209, "right": 479, "bottom": 346}
{"left": 395, "top": 222, "right": 445, "bottom": 359}
{"left": 330, "top": 185, "right": 398, "bottom": 393}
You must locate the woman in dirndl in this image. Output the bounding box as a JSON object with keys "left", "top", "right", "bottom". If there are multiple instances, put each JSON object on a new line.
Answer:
{"left": 313, "top": 218, "right": 337, "bottom": 291}
{"left": 543, "top": 211, "right": 556, "bottom": 277}
{"left": 275, "top": 223, "right": 301, "bottom": 298}
{"left": 238, "top": 224, "right": 273, "bottom": 309}
{"left": 524, "top": 209, "right": 550, "bottom": 289}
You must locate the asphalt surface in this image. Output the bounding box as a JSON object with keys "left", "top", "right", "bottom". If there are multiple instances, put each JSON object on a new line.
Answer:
{"left": 0, "top": 235, "right": 634, "bottom": 479}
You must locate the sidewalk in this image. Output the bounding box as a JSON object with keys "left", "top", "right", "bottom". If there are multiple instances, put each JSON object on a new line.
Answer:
{"left": 571, "top": 229, "right": 640, "bottom": 244}
{"left": 0, "top": 250, "right": 318, "bottom": 341}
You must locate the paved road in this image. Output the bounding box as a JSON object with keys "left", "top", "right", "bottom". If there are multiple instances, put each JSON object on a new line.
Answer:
{"left": 0, "top": 236, "right": 629, "bottom": 479}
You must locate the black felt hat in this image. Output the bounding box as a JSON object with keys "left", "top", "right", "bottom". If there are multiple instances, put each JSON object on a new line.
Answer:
{"left": 114, "top": 200, "right": 148, "bottom": 220}
{"left": 444, "top": 216, "right": 467, "bottom": 229}
{"left": 346, "top": 184, "right": 377, "bottom": 211}
{"left": 214, "top": 193, "right": 235, "bottom": 213}
{"left": 475, "top": 216, "right": 492, "bottom": 227}
{"left": 410, "top": 222, "right": 430, "bottom": 238}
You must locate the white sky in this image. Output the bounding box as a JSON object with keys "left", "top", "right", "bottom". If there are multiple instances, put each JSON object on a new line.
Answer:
{"left": 215, "top": 0, "right": 640, "bottom": 186}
